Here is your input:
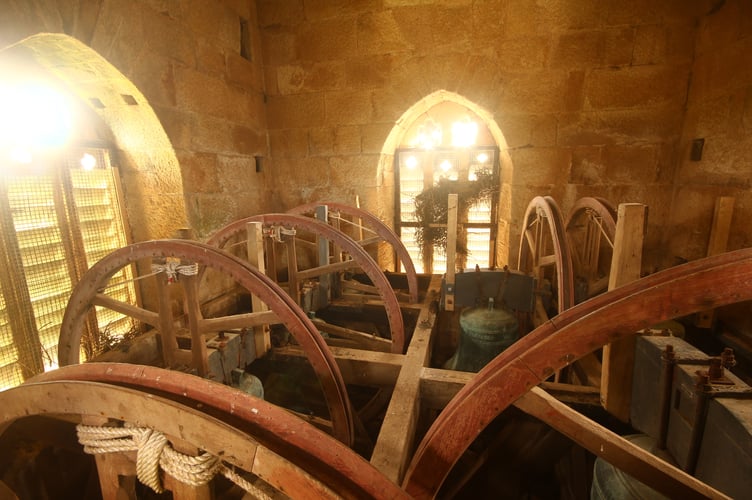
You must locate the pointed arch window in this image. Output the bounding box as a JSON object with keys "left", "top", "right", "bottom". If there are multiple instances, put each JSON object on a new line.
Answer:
{"left": 0, "top": 146, "right": 136, "bottom": 389}
{"left": 395, "top": 123, "right": 499, "bottom": 274}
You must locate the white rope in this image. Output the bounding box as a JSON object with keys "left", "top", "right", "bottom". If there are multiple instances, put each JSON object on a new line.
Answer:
{"left": 150, "top": 261, "right": 199, "bottom": 283}
{"left": 268, "top": 225, "right": 296, "bottom": 243}
{"left": 76, "top": 423, "right": 270, "bottom": 497}
{"left": 328, "top": 213, "right": 378, "bottom": 236}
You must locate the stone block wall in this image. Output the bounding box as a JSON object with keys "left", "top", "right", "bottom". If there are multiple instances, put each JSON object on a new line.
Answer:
{"left": 2, "top": 0, "right": 750, "bottom": 273}
{"left": 0, "top": 0, "right": 269, "bottom": 239}
{"left": 669, "top": 0, "right": 752, "bottom": 266}
{"left": 257, "top": 0, "right": 720, "bottom": 270}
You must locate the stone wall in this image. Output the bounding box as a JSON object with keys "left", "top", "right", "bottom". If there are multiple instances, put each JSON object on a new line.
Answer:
{"left": 668, "top": 0, "right": 752, "bottom": 265}
{"left": 0, "top": 0, "right": 269, "bottom": 239}
{"left": 2, "top": 0, "right": 750, "bottom": 271}
{"left": 258, "top": 0, "right": 719, "bottom": 270}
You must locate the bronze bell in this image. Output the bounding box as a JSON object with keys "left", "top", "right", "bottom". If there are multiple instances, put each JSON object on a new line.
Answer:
{"left": 444, "top": 298, "right": 519, "bottom": 373}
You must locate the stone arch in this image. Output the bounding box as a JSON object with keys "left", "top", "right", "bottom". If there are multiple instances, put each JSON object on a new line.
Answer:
{"left": 377, "top": 90, "right": 513, "bottom": 267}
{"left": 0, "top": 33, "right": 188, "bottom": 242}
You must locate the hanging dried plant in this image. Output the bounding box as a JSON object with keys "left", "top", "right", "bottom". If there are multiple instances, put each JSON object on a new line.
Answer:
{"left": 414, "top": 168, "right": 496, "bottom": 262}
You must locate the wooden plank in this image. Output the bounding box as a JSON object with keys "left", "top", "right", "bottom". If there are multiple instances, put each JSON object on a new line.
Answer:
{"left": 296, "top": 259, "right": 359, "bottom": 280}
{"left": 370, "top": 274, "right": 442, "bottom": 482}
{"left": 311, "top": 318, "right": 393, "bottom": 352}
{"left": 284, "top": 232, "right": 300, "bottom": 305}
{"left": 155, "top": 272, "right": 179, "bottom": 368}
{"left": 199, "top": 309, "right": 280, "bottom": 331}
{"left": 273, "top": 345, "right": 402, "bottom": 387}
{"left": 81, "top": 415, "right": 137, "bottom": 499}
{"left": 314, "top": 205, "right": 332, "bottom": 308}
{"left": 419, "top": 368, "right": 601, "bottom": 409}
{"left": 246, "top": 221, "right": 271, "bottom": 357}
{"left": 444, "top": 194, "right": 458, "bottom": 311}
{"left": 252, "top": 445, "right": 338, "bottom": 499}
{"left": 601, "top": 203, "right": 647, "bottom": 422}
{"left": 93, "top": 293, "right": 160, "bottom": 327}
{"left": 571, "top": 352, "right": 602, "bottom": 387}
{"left": 696, "top": 196, "right": 734, "bottom": 328}
{"left": 515, "top": 387, "right": 730, "bottom": 500}
{"left": 181, "top": 274, "right": 208, "bottom": 377}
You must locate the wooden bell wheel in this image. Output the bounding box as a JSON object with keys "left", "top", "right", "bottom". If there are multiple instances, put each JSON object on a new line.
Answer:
{"left": 57, "top": 239, "right": 355, "bottom": 446}
{"left": 1, "top": 366, "right": 409, "bottom": 499}
{"left": 517, "top": 196, "right": 575, "bottom": 317}
{"left": 206, "top": 213, "right": 406, "bottom": 354}
{"left": 287, "top": 201, "right": 420, "bottom": 304}
{"left": 565, "top": 197, "right": 617, "bottom": 304}
{"left": 402, "top": 248, "right": 752, "bottom": 499}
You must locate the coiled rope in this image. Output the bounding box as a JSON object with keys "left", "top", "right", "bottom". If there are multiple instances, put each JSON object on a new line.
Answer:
{"left": 77, "top": 423, "right": 271, "bottom": 498}
{"left": 150, "top": 261, "right": 199, "bottom": 283}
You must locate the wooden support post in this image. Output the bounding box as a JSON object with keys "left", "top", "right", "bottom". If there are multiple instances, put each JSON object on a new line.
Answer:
{"left": 695, "top": 196, "right": 734, "bottom": 328}
{"left": 82, "top": 415, "right": 138, "bottom": 499}
{"left": 246, "top": 222, "right": 271, "bottom": 358}
{"left": 163, "top": 440, "right": 212, "bottom": 499}
{"left": 315, "top": 205, "right": 331, "bottom": 307}
{"left": 284, "top": 231, "right": 300, "bottom": 305}
{"left": 155, "top": 272, "right": 179, "bottom": 368}
{"left": 370, "top": 274, "right": 442, "bottom": 482}
{"left": 444, "top": 194, "right": 458, "bottom": 311}
{"left": 601, "top": 203, "right": 647, "bottom": 422}
{"left": 181, "top": 273, "right": 208, "bottom": 377}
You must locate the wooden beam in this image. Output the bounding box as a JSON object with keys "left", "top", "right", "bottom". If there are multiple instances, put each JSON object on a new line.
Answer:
{"left": 695, "top": 196, "right": 734, "bottom": 328}
{"left": 444, "top": 194, "right": 458, "bottom": 311}
{"left": 515, "top": 387, "right": 730, "bottom": 500}
{"left": 272, "top": 345, "right": 403, "bottom": 387}
{"left": 370, "top": 275, "right": 442, "bottom": 482}
{"left": 315, "top": 205, "right": 331, "bottom": 307}
{"left": 311, "top": 318, "right": 393, "bottom": 352}
{"left": 419, "top": 368, "right": 601, "bottom": 409}
{"left": 247, "top": 221, "right": 271, "bottom": 357}
{"left": 601, "top": 203, "right": 646, "bottom": 422}
{"left": 296, "top": 259, "right": 359, "bottom": 280}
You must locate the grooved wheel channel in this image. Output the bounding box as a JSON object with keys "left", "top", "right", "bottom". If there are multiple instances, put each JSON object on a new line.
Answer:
{"left": 517, "top": 196, "right": 575, "bottom": 316}
{"left": 57, "top": 239, "right": 354, "bottom": 446}
{"left": 5, "top": 368, "right": 410, "bottom": 499}
{"left": 403, "top": 248, "right": 752, "bottom": 498}
{"left": 288, "top": 201, "right": 420, "bottom": 304}
{"left": 565, "top": 197, "right": 617, "bottom": 303}
{"left": 206, "top": 213, "right": 406, "bottom": 354}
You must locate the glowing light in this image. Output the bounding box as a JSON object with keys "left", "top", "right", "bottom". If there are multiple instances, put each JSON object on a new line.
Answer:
{"left": 451, "top": 117, "right": 478, "bottom": 148}
{"left": 80, "top": 152, "right": 97, "bottom": 170}
{"left": 9, "top": 147, "right": 32, "bottom": 164}
{"left": 440, "top": 159, "right": 452, "bottom": 171}
{"left": 414, "top": 118, "right": 442, "bottom": 150}
{"left": 476, "top": 152, "right": 489, "bottom": 163}
{"left": 468, "top": 170, "right": 478, "bottom": 181}
{"left": 405, "top": 155, "right": 418, "bottom": 170}
{"left": 0, "top": 80, "right": 74, "bottom": 159}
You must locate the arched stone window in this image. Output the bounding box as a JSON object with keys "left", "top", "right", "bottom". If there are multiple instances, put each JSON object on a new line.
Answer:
{"left": 380, "top": 91, "right": 511, "bottom": 274}
{"left": 0, "top": 34, "right": 187, "bottom": 388}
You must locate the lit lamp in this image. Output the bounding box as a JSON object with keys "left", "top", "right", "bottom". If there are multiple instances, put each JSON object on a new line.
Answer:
{"left": 451, "top": 116, "right": 478, "bottom": 148}
{"left": 414, "top": 117, "right": 442, "bottom": 150}
{"left": 80, "top": 152, "right": 97, "bottom": 170}
{"left": 0, "top": 80, "right": 73, "bottom": 166}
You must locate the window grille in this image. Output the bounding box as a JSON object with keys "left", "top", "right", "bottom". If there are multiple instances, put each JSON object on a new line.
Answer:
{"left": 0, "top": 147, "right": 134, "bottom": 390}
{"left": 395, "top": 147, "right": 499, "bottom": 274}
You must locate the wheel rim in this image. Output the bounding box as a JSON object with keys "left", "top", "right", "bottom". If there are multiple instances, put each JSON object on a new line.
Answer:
{"left": 565, "top": 197, "right": 617, "bottom": 303}
{"left": 207, "top": 213, "right": 406, "bottom": 354}
{"left": 57, "top": 239, "right": 354, "bottom": 446}
{"left": 2, "top": 373, "right": 408, "bottom": 499}
{"left": 404, "top": 248, "right": 752, "bottom": 497}
{"left": 517, "top": 196, "right": 575, "bottom": 315}
{"left": 288, "top": 201, "right": 420, "bottom": 304}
